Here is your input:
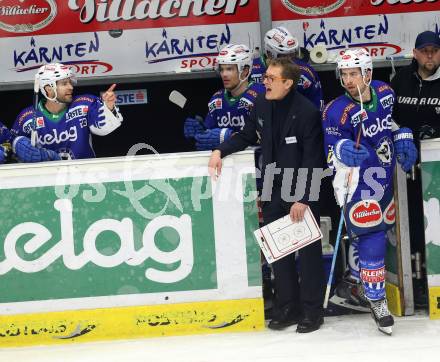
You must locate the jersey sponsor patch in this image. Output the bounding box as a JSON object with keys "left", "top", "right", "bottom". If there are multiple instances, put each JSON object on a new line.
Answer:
{"left": 360, "top": 266, "right": 385, "bottom": 284}
{"left": 362, "top": 114, "right": 393, "bottom": 138}
{"left": 238, "top": 97, "right": 254, "bottom": 111}
{"left": 22, "top": 119, "right": 33, "bottom": 134}
{"left": 383, "top": 198, "right": 395, "bottom": 225}
{"left": 38, "top": 125, "right": 78, "bottom": 145}
{"left": 375, "top": 137, "right": 393, "bottom": 166}
{"left": 217, "top": 112, "right": 245, "bottom": 128}
{"left": 36, "top": 117, "right": 45, "bottom": 129}
{"left": 298, "top": 74, "right": 312, "bottom": 89}
{"left": 208, "top": 98, "right": 222, "bottom": 112}
{"left": 65, "top": 106, "right": 88, "bottom": 122}
{"left": 379, "top": 94, "right": 394, "bottom": 109}
{"left": 325, "top": 126, "right": 341, "bottom": 137}
{"left": 349, "top": 200, "right": 382, "bottom": 228}
{"left": 73, "top": 96, "right": 95, "bottom": 104}
{"left": 340, "top": 103, "right": 355, "bottom": 125}
{"left": 351, "top": 108, "right": 368, "bottom": 127}
{"left": 377, "top": 84, "right": 391, "bottom": 93}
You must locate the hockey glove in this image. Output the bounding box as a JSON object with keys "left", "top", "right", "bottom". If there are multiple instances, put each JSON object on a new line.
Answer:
{"left": 13, "top": 136, "right": 61, "bottom": 163}
{"left": 194, "top": 128, "right": 233, "bottom": 151}
{"left": 334, "top": 139, "right": 369, "bottom": 167}
{"left": 393, "top": 127, "right": 418, "bottom": 172}
{"left": 183, "top": 116, "right": 205, "bottom": 139}
{"left": 0, "top": 145, "right": 7, "bottom": 164}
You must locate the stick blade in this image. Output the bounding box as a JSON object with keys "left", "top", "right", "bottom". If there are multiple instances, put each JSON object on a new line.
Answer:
{"left": 169, "top": 90, "right": 187, "bottom": 109}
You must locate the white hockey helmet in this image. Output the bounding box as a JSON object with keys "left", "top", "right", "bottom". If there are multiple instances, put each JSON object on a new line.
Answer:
{"left": 217, "top": 44, "right": 252, "bottom": 76}
{"left": 264, "top": 26, "right": 299, "bottom": 57}
{"left": 36, "top": 63, "right": 76, "bottom": 101}
{"left": 337, "top": 48, "right": 373, "bottom": 77}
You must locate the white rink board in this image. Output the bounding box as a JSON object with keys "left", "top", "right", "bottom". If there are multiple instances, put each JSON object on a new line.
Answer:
{"left": 274, "top": 11, "right": 440, "bottom": 60}
{"left": 0, "top": 22, "right": 260, "bottom": 83}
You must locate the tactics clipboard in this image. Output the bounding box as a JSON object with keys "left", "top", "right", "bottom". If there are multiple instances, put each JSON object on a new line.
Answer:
{"left": 254, "top": 207, "right": 322, "bottom": 264}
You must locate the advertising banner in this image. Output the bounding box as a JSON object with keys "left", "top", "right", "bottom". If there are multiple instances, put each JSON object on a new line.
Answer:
{"left": 272, "top": 0, "right": 440, "bottom": 20}
{"left": 0, "top": 1, "right": 260, "bottom": 84}
{"left": 0, "top": 0, "right": 259, "bottom": 37}
{"left": 271, "top": 0, "right": 440, "bottom": 59}
{"left": 0, "top": 151, "right": 263, "bottom": 345}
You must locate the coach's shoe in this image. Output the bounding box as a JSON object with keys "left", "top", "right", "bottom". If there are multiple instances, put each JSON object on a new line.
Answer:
{"left": 268, "top": 304, "right": 300, "bottom": 330}
{"left": 296, "top": 313, "right": 324, "bottom": 333}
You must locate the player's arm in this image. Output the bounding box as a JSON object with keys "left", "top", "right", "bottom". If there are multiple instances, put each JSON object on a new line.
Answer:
{"left": 194, "top": 96, "right": 233, "bottom": 151}
{"left": 323, "top": 105, "right": 368, "bottom": 169}
{"left": 88, "top": 85, "right": 123, "bottom": 136}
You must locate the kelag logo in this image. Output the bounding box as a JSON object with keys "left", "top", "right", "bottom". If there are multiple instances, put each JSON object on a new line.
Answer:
{"left": 282, "top": 0, "right": 347, "bottom": 16}
{"left": 0, "top": 0, "right": 57, "bottom": 33}
{"left": 0, "top": 177, "right": 217, "bottom": 302}
{"left": 145, "top": 26, "right": 232, "bottom": 70}
{"left": 13, "top": 33, "right": 113, "bottom": 76}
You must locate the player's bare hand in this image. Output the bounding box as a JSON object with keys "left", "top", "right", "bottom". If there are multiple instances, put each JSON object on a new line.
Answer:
{"left": 208, "top": 150, "right": 222, "bottom": 180}
{"left": 102, "top": 83, "right": 117, "bottom": 111}
{"left": 289, "top": 202, "right": 307, "bottom": 223}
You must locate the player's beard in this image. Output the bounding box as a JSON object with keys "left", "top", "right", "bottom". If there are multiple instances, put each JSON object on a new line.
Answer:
{"left": 58, "top": 94, "right": 73, "bottom": 104}
{"left": 348, "top": 83, "right": 368, "bottom": 101}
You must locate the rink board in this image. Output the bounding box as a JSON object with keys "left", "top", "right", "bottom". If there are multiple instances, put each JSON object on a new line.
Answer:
{"left": 420, "top": 140, "right": 440, "bottom": 319}
{"left": 0, "top": 298, "right": 264, "bottom": 347}
{"left": 386, "top": 282, "right": 402, "bottom": 317}
{"left": 0, "top": 151, "right": 264, "bottom": 347}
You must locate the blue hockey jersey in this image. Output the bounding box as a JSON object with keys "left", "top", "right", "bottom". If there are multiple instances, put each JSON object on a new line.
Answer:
{"left": 251, "top": 55, "right": 323, "bottom": 111}
{"left": 322, "top": 80, "right": 397, "bottom": 203}
{"left": 204, "top": 82, "right": 266, "bottom": 131}
{"left": 12, "top": 94, "right": 106, "bottom": 160}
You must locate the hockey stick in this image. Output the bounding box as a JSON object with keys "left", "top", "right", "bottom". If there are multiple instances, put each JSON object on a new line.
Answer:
{"left": 31, "top": 74, "right": 39, "bottom": 147}
{"left": 168, "top": 90, "right": 205, "bottom": 129}
{"left": 323, "top": 85, "right": 364, "bottom": 309}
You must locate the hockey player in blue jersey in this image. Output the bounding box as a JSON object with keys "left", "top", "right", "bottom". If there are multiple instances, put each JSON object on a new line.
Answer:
{"left": 322, "top": 48, "right": 417, "bottom": 335}
{"left": 251, "top": 26, "right": 323, "bottom": 111}
{"left": 0, "top": 121, "right": 14, "bottom": 164}
{"left": 184, "top": 44, "right": 265, "bottom": 150}
{"left": 12, "top": 63, "right": 123, "bottom": 162}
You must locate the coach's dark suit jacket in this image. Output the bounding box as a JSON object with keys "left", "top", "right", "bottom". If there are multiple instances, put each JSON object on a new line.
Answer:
{"left": 217, "top": 90, "right": 324, "bottom": 212}
{"left": 217, "top": 89, "right": 325, "bottom": 316}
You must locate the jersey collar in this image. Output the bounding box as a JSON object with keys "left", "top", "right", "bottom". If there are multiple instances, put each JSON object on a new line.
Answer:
{"left": 345, "top": 86, "right": 378, "bottom": 112}
{"left": 38, "top": 100, "right": 68, "bottom": 123}
{"left": 224, "top": 81, "right": 255, "bottom": 106}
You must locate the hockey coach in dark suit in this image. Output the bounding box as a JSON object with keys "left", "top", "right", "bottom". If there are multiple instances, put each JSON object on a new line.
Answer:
{"left": 208, "top": 57, "right": 325, "bottom": 333}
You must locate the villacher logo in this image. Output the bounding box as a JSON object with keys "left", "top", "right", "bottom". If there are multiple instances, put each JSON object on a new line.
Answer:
{"left": 281, "top": 0, "right": 347, "bottom": 16}
{"left": 0, "top": 0, "right": 57, "bottom": 33}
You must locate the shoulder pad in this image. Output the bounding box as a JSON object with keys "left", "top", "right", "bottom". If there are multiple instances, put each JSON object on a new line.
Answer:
{"left": 72, "top": 94, "right": 98, "bottom": 105}
{"left": 299, "top": 65, "right": 316, "bottom": 81}
{"left": 323, "top": 97, "right": 355, "bottom": 126}
{"left": 17, "top": 107, "right": 34, "bottom": 126}
{"left": 248, "top": 82, "right": 266, "bottom": 95}
{"left": 372, "top": 80, "right": 393, "bottom": 94}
